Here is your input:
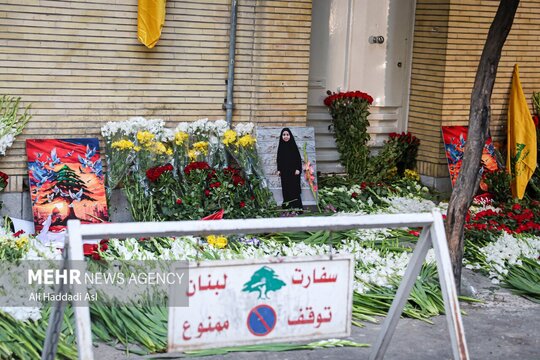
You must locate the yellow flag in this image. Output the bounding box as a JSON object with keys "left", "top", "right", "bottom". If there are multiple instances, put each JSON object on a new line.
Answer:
{"left": 138, "top": 0, "right": 166, "bottom": 48}
{"left": 507, "top": 64, "right": 537, "bottom": 199}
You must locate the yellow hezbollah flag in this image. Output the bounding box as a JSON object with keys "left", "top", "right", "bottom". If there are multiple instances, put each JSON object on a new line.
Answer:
{"left": 507, "top": 64, "right": 537, "bottom": 199}
{"left": 138, "top": 0, "right": 166, "bottom": 48}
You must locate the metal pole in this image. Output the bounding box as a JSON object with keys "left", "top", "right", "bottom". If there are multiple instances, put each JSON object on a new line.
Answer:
{"left": 225, "top": 0, "right": 238, "bottom": 127}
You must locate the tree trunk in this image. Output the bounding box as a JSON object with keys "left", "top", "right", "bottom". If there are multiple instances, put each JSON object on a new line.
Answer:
{"left": 446, "top": 0, "right": 519, "bottom": 293}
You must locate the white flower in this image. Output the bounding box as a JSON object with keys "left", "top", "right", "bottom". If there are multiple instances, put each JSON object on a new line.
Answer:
{"left": 380, "top": 196, "right": 437, "bottom": 214}
{"left": 467, "top": 233, "right": 540, "bottom": 281}
{"left": 101, "top": 117, "right": 166, "bottom": 139}
{"left": 188, "top": 118, "right": 209, "bottom": 134}
{"left": 234, "top": 122, "right": 255, "bottom": 136}
{"left": 213, "top": 119, "right": 228, "bottom": 136}
{"left": 175, "top": 122, "right": 190, "bottom": 133}
{"left": 160, "top": 128, "right": 175, "bottom": 142}
{"left": 0, "top": 131, "right": 15, "bottom": 155}
{"left": 0, "top": 306, "right": 41, "bottom": 322}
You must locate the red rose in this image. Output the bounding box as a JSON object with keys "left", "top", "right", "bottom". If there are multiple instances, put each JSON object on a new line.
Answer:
{"left": 176, "top": 198, "right": 183, "bottom": 205}
{"left": 239, "top": 201, "right": 246, "bottom": 208}
{"left": 99, "top": 239, "right": 109, "bottom": 252}
{"left": 210, "top": 182, "right": 221, "bottom": 188}
{"left": 184, "top": 161, "right": 211, "bottom": 175}
{"left": 232, "top": 175, "right": 245, "bottom": 186}
{"left": 207, "top": 169, "right": 216, "bottom": 179}
{"left": 204, "top": 189, "right": 211, "bottom": 197}
{"left": 351, "top": 192, "right": 358, "bottom": 198}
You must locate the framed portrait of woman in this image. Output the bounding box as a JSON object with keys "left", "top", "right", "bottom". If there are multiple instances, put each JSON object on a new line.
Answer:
{"left": 255, "top": 126, "right": 318, "bottom": 207}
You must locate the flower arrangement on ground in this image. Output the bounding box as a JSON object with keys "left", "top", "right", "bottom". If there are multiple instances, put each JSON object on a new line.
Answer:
{"left": 324, "top": 90, "right": 373, "bottom": 180}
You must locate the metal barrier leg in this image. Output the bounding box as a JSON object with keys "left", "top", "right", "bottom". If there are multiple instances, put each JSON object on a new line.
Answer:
{"left": 67, "top": 220, "right": 94, "bottom": 360}
{"left": 430, "top": 209, "right": 469, "bottom": 360}
{"left": 369, "top": 226, "right": 432, "bottom": 360}
{"left": 41, "top": 248, "right": 68, "bottom": 360}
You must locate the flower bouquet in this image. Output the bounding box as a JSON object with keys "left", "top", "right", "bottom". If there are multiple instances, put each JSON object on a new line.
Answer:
{"left": 102, "top": 118, "right": 276, "bottom": 221}
{"left": 324, "top": 90, "right": 373, "bottom": 180}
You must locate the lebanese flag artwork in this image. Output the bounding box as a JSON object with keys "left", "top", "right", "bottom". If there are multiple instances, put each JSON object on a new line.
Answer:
{"left": 26, "top": 138, "right": 109, "bottom": 244}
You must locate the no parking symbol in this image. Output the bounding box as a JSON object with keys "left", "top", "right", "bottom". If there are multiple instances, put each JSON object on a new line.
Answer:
{"left": 247, "top": 304, "right": 277, "bottom": 336}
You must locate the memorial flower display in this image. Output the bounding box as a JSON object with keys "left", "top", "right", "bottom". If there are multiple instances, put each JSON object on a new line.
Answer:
{"left": 0, "top": 116, "right": 538, "bottom": 358}
{"left": 0, "top": 171, "right": 539, "bottom": 357}
{"left": 324, "top": 90, "right": 373, "bottom": 180}
{"left": 101, "top": 117, "right": 275, "bottom": 221}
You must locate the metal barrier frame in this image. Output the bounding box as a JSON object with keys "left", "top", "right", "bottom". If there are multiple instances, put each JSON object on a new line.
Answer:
{"left": 42, "top": 209, "right": 469, "bottom": 360}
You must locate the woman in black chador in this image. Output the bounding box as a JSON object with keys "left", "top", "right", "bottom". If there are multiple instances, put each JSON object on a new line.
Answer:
{"left": 277, "top": 128, "right": 303, "bottom": 210}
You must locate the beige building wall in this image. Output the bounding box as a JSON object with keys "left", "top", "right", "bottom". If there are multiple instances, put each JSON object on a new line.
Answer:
{"left": 409, "top": 0, "right": 540, "bottom": 180}
{"left": 0, "top": 0, "right": 312, "bottom": 192}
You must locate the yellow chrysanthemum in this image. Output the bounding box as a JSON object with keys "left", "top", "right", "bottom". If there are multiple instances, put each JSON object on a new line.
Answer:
{"left": 188, "top": 149, "right": 199, "bottom": 160}
{"left": 236, "top": 134, "right": 256, "bottom": 148}
{"left": 222, "top": 129, "right": 237, "bottom": 146}
{"left": 133, "top": 146, "right": 141, "bottom": 152}
{"left": 111, "top": 139, "right": 135, "bottom": 151}
{"left": 193, "top": 141, "right": 209, "bottom": 155}
{"left": 137, "top": 131, "right": 155, "bottom": 146}
{"left": 175, "top": 131, "right": 189, "bottom": 146}
{"left": 206, "top": 235, "right": 228, "bottom": 249}
{"left": 404, "top": 169, "right": 420, "bottom": 181}
{"left": 152, "top": 142, "right": 169, "bottom": 155}
{"left": 15, "top": 236, "right": 28, "bottom": 249}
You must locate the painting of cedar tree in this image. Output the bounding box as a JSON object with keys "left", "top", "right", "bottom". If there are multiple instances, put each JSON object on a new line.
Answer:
{"left": 26, "top": 138, "right": 109, "bottom": 235}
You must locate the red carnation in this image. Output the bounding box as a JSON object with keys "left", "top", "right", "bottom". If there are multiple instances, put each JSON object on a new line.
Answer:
{"left": 239, "top": 201, "right": 246, "bottom": 208}
{"left": 351, "top": 192, "right": 358, "bottom": 198}
{"left": 232, "top": 175, "right": 245, "bottom": 186}
{"left": 13, "top": 230, "right": 25, "bottom": 237}
{"left": 512, "top": 203, "right": 522, "bottom": 212}
{"left": 176, "top": 198, "right": 183, "bottom": 205}
{"left": 209, "top": 181, "right": 221, "bottom": 189}
{"left": 204, "top": 189, "right": 211, "bottom": 197}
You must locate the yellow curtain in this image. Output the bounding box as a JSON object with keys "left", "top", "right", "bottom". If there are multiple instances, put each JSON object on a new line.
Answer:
{"left": 507, "top": 64, "right": 537, "bottom": 199}
{"left": 138, "top": 0, "right": 166, "bottom": 49}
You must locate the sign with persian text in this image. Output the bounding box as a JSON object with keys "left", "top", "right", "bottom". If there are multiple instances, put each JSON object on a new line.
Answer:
{"left": 168, "top": 255, "right": 354, "bottom": 352}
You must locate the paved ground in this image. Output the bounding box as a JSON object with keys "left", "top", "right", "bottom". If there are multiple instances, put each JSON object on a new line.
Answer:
{"left": 94, "top": 269, "right": 540, "bottom": 359}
